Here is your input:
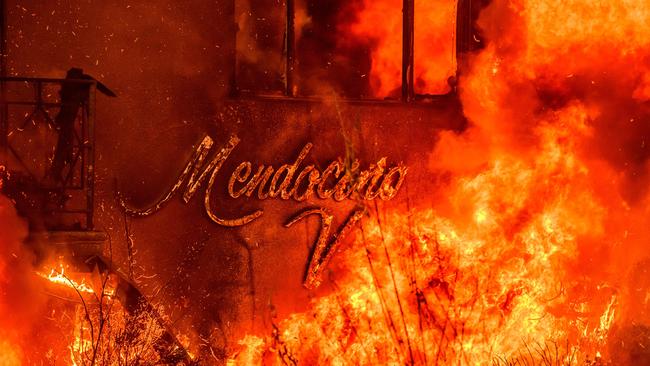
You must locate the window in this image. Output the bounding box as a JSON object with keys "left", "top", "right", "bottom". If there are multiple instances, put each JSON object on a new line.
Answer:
{"left": 234, "top": 0, "right": 470, "bottom": 101}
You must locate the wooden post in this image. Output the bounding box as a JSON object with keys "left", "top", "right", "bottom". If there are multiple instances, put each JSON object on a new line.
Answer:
{"left": 86, "top": 83, "right": 96, "bottom": 229}
{"left": 285, "top": 0, "right": 296, "bottom": 97}
{"left": 455, "top": 0, "right": 476, "bottom": 78}
{"left": 402, "top": 0, "right": 414, "bottom": 101}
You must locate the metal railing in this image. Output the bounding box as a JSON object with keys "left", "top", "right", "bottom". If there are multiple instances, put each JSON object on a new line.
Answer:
{"left": 0, "top": 77, "right": 96, "bottom": 229}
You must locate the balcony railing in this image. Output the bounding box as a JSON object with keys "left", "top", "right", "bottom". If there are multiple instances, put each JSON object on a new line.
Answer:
{"left": 0, "top": 77, "right": 96, "bottom": 230}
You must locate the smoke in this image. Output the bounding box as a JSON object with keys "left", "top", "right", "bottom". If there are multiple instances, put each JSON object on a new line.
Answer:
{"left": 347, "top": 0, "right": 457, "bottom": 97}
{"left": 5, "top": 0, "right": 650, "bottom": 362}
{"left": 226, "top": 0, "right": 650, "bottom": 364}
{"left": 0, "top": 194, "right": 45, "bottom": 364}
{"left": 430, "top": 0, "right": 650, "bottom": 360}
{"left": 450, "top": 0, "right": 650, "bottom": 176}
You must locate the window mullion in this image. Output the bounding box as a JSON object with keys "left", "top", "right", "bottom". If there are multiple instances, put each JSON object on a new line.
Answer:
{"left": 402, "top": 0, "right": 414, "bottom": 101}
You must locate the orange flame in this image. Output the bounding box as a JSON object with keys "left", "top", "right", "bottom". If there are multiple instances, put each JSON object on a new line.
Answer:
{"left": 348, "top": 0, "right": 457, "bottom": 97}
{"left": 0, "top": 340, "right": 22, "bottom": 366}
{"left": 228, "top": 0, "right": 650, "bottom": 364}
{"left": 229, "top": 113, "right": 618, "bottom": 364}
{"left": 38, "top": 264, "right": 96, "bottom": 295}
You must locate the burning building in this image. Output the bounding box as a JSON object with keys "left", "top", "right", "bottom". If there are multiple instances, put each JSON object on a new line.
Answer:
{"left": 1, "top": 0, "right": 650, "bottom": 364}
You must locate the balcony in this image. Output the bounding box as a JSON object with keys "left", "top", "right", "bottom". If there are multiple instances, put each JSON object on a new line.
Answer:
{"left": 0, "top": 76, "right": 97, "bottom": 230}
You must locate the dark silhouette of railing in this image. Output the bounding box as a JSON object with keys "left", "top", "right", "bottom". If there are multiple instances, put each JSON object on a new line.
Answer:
{"left": 0, "top": 76, "right": 96, "bottom": 230}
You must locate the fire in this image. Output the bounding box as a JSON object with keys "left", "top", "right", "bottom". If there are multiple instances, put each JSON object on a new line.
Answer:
{"left": 38, "top": 263, "right": 96, "bottom": 295}
{"left": 0, "top": 340, "right": 21, "bottom": 366}
{"left": 2, "top": 0, "right": 650, "bottom": 363}
{"left": 35, "top": 261, "right": 170, "bottom": 365}
{"left": 228, "top": 112, "right": 615, "bottom": 364}
{"left": 0, "top": 193, "right": 39, "bottom": 366}
{"left": 228, "top": 0, "right": 650, "bottom": 364}
{"left": 413, "top": 0, "right": 457, "bottom": 94}
{"left": 348, "top": 0, "right": 457, "bottom": 97}
{"left": 0, "top": 192, "right": 180, "bottom": 364}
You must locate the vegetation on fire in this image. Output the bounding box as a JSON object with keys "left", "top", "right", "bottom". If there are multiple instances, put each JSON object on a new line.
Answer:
{"left": 41, "top": 262, "right": 198, "bottom": 365}
{"left": 227, "top": 108, "right": 623, "bottom": 364}
{"left": 2, "top": 0, "right": 650, "bottom": 362}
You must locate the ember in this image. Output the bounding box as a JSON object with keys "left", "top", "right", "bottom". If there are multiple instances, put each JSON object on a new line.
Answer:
{"left": 1, "top": 0, "right": 650, "bottom": 364}
{"left": 228, "top": 116, "right": 615, "bottom": 364}
{"left": 226, "top": 0, "right": 650, "bottom": 364}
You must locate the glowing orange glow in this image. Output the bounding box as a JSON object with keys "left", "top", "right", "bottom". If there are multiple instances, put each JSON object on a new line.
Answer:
{"left": 37, "top": 264, "right": 95, "bottom": 295}
{"left": 227, "top": 0, "right": 650, "bottom": 364}
{"left": 2, "top": 0, "right": 650, "bottom": 363}
{"left": 414, "top": 0, "right": 457, "bottom": 94}
{"left": 229, "top": 116, "right": 618, "bottom": 364}
{"left": 348, "top": 0, "right": 457, "bottom": 97}
{"left": 0, "top": 340, "right": 21, "bottom": 366}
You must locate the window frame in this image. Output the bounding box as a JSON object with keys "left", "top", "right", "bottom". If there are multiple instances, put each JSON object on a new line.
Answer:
{"left": 231, "top": 0, "right": 477, "bottom": 103}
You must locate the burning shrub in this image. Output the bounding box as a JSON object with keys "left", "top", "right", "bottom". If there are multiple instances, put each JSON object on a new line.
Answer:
{"left": 228, "top": 0, "right": 650, "bottom": 364}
